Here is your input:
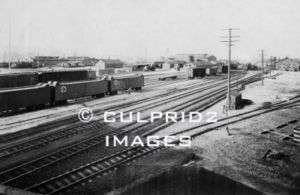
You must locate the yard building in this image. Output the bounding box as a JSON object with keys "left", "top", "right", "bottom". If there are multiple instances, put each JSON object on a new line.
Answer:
{"left": 95, "top": 59, "right": 124, "bottom": 69}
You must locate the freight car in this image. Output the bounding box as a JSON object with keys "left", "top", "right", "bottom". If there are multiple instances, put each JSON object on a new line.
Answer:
{"left": 109, "top": 74, "right": 144, "bottom": 94}
{"left": 205, "top": 67, "right": 218, "bottom": 76}
{"left": 38, "top": 69, "right": 96, "bottom": 82}
{"left": 53, "top": 79, "right": 109, "bottom": 104}
{"left": 0, "top": 72, "right": 39, "bottom": 88}
{"left": 221, "top": 65, "right": 228, "bottom": 73}
{"left": 187, "top": 67, "right": 206, "bottom": 79}
{"left": 0, "top": 84, "right": 52, "bottom": 112}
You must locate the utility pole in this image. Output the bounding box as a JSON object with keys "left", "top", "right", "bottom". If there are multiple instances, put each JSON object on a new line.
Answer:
{"left": 261, "top": 49, "right": 264, "bottom": 85}
{"left": 8, "top": 15, "right": 12, "bottom": 71}
{"left": 221, "top": 28, "right": 239, "bottom": 135}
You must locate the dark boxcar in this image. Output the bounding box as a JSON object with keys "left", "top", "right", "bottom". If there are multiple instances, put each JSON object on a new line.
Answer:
{"left": 205, "top": 67, "right": 218, "bottom": 76}
{"left": 0, "top": 84, "right": 51, "bottom": 111}
{"left": 38, "top": 70, "right": 95, "bottom": 83}
{"left": 187, "top": 67, "right": 206, "bottom": 78}
{"left": 222, "top": 65, "right": 228, "bottom": 73}
{"left": 53, "top": 79, "right": 109, "bottom": 103}
{"left": 0, "top": 72, "right": 39, "bottom": 88}
{"left": 110, "top": 74, "right": 144, "bottom": 93}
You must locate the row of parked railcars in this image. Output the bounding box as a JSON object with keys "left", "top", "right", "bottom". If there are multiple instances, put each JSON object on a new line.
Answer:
{"left": 0, "top": 69, "right": 95, "bottom": 89}
{"left": 187, "top": 67, "right": 220, "bottom": 79}
{"left": 0, "top": 71, "right": 144, "bottom": 113}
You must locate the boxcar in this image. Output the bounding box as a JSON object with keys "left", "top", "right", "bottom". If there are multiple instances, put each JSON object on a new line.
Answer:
{"left": 38, "top": 70, "right": 95, "bottom": 83}
{"left": 221, "top": 65, "right": 228, "bottom": 73}
{"left": 205, "top": 67, "right": 218, "bottom": 76}
{"left": 53, "top": 79, "right": 109, "bottom": 104}
{"left": 0, "top": 84, "right": 51, "bottom": 111}
{"left": 0, "top": 72, "right": 39, "bottom": 88}
{"left": 109, "top": 74, "right": 144, "bottom": 93}
{"left": 187, "top": 67, "right": 206, "bottom": 79}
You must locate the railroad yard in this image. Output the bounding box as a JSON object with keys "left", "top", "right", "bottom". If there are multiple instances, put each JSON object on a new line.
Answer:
{"left": 0, "top": 68, "right": 299, "bottom": 195}
{"left": 1, "top": 1, "right": 300, "bottom": 194}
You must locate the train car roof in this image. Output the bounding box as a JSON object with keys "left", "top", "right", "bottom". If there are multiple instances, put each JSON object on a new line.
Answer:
{"left": 57, "top": 79, "right": 106, "bottom": 85}
{"left": 0, "top": 84, "right": 48, "bottom": 92}
{"left": 112, "top": 74, "right": 143, "bottom": 79}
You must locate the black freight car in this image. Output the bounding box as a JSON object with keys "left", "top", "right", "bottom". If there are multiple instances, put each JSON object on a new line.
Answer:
{"left": 221, "top": 65, "right": 228, "bottom": 73}
{"left": 0, "top": 84, "right": 52, "bottom": 112}
{"left": 205, "top": 67, "right": 218, "bottom": 76}
{"left": 52, "top": 79, "right": 109, "bottom": 104}
{"left": 0, "top": 72, "right": 39, "bottom": 88}
{"left": 109, "top": 74, "right": 144, "bottom": 94}
{"left": 38, "top": 69, "right": 96, "bottom": 83}
{"left": 187, "top": 67, "right": 206, "bottom": 79}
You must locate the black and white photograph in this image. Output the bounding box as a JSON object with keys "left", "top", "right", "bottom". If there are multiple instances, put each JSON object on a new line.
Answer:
{"left": 0, "top": 0, "right": 299, "bottom": 194}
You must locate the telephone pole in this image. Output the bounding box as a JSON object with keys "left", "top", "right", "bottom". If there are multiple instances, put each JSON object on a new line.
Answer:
{"left": 221, "top": 28, "right": 239, "bottom": 135}
{"left": 221, "top": 28, "right": 239, "bottom": 110}
{"left": 261, "top": 49, "right": 264, "bottom": 85}
{"left": 8, "top": 15, "right": 12, "bottom": 71}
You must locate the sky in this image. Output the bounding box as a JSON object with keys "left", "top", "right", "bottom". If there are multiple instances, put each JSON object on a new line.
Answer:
{"left": 0, "top": 0, "right": 300, "bottom": 62}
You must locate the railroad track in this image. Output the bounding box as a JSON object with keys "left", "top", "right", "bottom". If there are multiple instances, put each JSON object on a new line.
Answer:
{"left": 169, "top": 97, "right": 300, "bottom": 139}
{"left": 138, "top": 75, "right": 262, "bottom": 136}
{"left": 0, "top": 77, "right": 217, "bottom": 133}
{"left": 24, "top": 146, "right": 162, "bottom": 195}
{"left": 22, "top": 76, "right": 292, "bottom": 195}
{"left": 0, "top": 74, "right": 261, "bottom": 187}
{"left": 20, "top": 78, "right": 263, "bottom": 194}
{"left": 0, "top": 71, "right": 243, "bottom": 136}
{"left": 0, "top": 77, "right": 235, "bottom": 159}
{"left": 0, "top": 121, "right": 104, "bottom": 159}
{"left": 0, "top": 78, "right": 231, "bottom": 184}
